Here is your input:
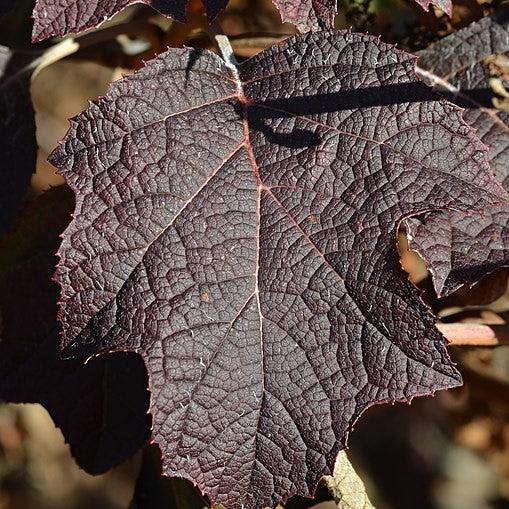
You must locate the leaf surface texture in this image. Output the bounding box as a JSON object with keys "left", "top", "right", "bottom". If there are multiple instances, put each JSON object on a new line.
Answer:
{"left": 271, "top": 0, "right": 337, "bottom": 31}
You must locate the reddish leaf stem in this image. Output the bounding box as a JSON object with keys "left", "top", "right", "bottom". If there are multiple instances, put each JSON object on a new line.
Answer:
{"left": 438, "top": 323, "right": 509, "bottom": 346}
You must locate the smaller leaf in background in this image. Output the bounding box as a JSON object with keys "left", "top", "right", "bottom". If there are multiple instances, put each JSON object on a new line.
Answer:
{"left": 0, "top": 0, "right": 16, "bottom": 19}
{"left": 31, "top": 0, "right": 228, "bottom": 42}
{"left": 0, "top": 186, "right": 151, "bottom": 473}
{"left": 0, "top": 46, "right": 37, "bottom": 237}
{"left": 324, "top": 452, "right": 375, "bottom": 509}
{"left": 413, "top": 0, "right": 452, "bottom": 17}
{"left": 407, "top": 8, "right": 509, "bottom": 298}
{"left": 271, "top": 0, "right": 337, "bottom": 31}
{"left": 0, "top": 0, "right": 37, "bottom": 47}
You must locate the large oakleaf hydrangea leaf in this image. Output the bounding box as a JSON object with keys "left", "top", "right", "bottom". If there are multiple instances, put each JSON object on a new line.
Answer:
{"left": 0, "top": 186, "right": 151, "bottom": 473}
{"left": 52, "top": 31, "right": 505, "bottom": 508}
{"left": 272, "top": 0, "right": 337, "bottom": 31}
{"left": 31, "top": 0, "right": 228, "bottom": 42}
{"left": 407, "top": 9, "right": 509, "bottom": 296}
{"left": 0, "top": 45, "right": 37, "bottom": 236}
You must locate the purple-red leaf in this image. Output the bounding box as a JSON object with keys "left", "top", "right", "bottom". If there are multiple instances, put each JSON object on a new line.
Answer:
{"left": 0, "top": 186, "right": 151, "bottom": 473}
{"left": 407, "top": 9, "right": 509, "bottom": 297}
{"left": 31, "top": 0, "right": 228, "bottom": 42}
{"left": 272, "top": 0, "right": 337, "bottom": 31}
{"left": 0, "top": 45, "right": 37, "bottom": 236}
{"left": 52, "top": 31, "right": 505, "bottom": 509}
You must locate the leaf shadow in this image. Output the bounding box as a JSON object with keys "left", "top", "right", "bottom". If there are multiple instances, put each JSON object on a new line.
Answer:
{"left": 0, "top": 186, "right": 151, "bottom": 474}
{"left": 0, "top": 48, "right": 37, "bottom": 237}
{"left": 244, "top": 80, "right": 497, "bottom": 149}
{"left": 185, "top": 48, "right": 205, "bottom": 83}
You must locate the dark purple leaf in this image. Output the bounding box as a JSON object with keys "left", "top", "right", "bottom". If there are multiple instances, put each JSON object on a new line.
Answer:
{"left": 0, "top": 186, "right": 151, "bottom": 473}
{"left": 31, "top": 0, "right": 228, "bottom": 42}
{"left": 0, "top": 45, "right": 37, "bottom": 237}
{"left": 0, "top": 0, "right": 16, "bottom": 18}
{"left": 272, "top": 0, "right": 337, "bottom": 31}
{"left": 51, "top": 31, "right": 505, "bottom": 509}
{"left": 407, "top": 9, "right": 509, "bottom": 297}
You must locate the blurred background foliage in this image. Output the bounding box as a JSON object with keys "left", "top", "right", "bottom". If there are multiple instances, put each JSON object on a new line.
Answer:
{"left": 1, "top": 0, "right": 509, "bottom": 508}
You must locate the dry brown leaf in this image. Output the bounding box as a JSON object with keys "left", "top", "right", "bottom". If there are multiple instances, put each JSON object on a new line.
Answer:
{"left": 324, "top": 452, "right": 374, "bottom": 509}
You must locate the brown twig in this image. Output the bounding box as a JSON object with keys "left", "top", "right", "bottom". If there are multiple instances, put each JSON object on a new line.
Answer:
{"left": 29, "top": 19, "right": 164, "bottom": 78}
{"left": 438, "top": 323, "right": 509, "bottom": 346}
{"left": 206, "top": 20, "right": 238, "bottom": 67}
{"left": 75, "top": 19, "right": 163, "bottom": 50}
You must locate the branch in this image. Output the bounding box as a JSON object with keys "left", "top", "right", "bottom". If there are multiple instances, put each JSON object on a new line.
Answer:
{"left": 75, "top": 19, "right": 163, "bottom": 51}
{"left": 437, "top": 323, "right": 509, "bottom": 346}
{"left": 31, "top": 19, "right": 163, "bottom": 78}
{"left": 206, "top": 20, "right": 239, "bottom": 76}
